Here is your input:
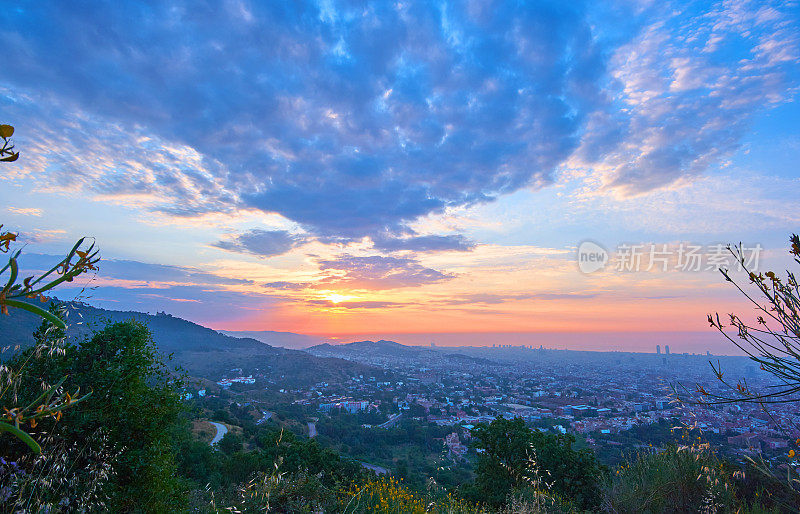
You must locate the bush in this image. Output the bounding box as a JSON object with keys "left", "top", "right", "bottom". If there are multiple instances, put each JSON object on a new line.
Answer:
{"left": 466, "top": 417, "right": 606, "bottom": 510}
{"left": 7, "top": 320, "right": 187, "bottom": 511}
{"left": 603, "top": 445, "right": 736, "bottom": 513}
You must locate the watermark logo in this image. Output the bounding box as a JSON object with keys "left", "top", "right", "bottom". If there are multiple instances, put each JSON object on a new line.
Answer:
{"left": 576, "top": 241, "right": 763, "bottom": 274}
{"left": 577, "top": 240, "right": 609, "bottom": 274}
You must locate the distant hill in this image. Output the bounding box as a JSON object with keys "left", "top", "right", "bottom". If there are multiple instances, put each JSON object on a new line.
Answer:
{"left": 0, "top": 300, "right": 387, "bottom": 385}
{"left": 220, "top": 330, "right": 323, "bottom": 349}
{"left": 307, "top": 339, "right": 427, "bottom": 358}
{"left": 306, "top": 339, "right": 500, "bottom": 367}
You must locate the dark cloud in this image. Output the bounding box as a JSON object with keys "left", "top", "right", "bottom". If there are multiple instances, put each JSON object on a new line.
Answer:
{"left": 306, "top": 299, "right": 404, "bottom": 309}
{"left": 372, "top": 234, "right": 475, "bottom": 253}
{"left": 16, "top": 254, "right": 252, "bottom": 286}
{"left": 56, "top": 284, "right": 280, "bottom": 324}
{"left": 438, "top": 292, "right": 597, "bottom": 305}
{"left": 316, "top": 255, "right": 455, "bottom": 290}
{"left": 213, "top": 229, "right": 307, "bottom": 257}
{"left": 100, "top": 259, "right": 253, "bottom": 286}
{"left": 263, "top": 281, "right": 310, "bottom": 291}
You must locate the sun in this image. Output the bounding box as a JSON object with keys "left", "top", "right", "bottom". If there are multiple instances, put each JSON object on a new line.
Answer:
{"left": 321, "top": 292, "right": 357, "bottom": 304}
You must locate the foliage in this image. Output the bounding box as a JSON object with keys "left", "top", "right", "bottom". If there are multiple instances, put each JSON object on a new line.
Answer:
{"left": 683, "top": 235, "right": 800, "bottom": 495}
{"left": 0, "top": 250, "right": 97, "bottom": 452}
{"left": 497, "top": 487, "right": 572, "bottom": 514}
{"left": 339, "top": 476, "right": 482, "bottom": 514}
{"left": 700, "top": 235, "right": 800, "bottom": 406}
{"left": 0, "top": 123, "right": 19, "bottom": 162}
{"left": 466, "top": 417, "right": 605, "bottom": 510}
{"left": 602, "top": 445, "right": 738, "bottom": 514}
{"left": 0, "top": 431, "right": 119, "bottom": 512}
{"left": 6, "top": 320, "right": 187, "bottom": 511}
{"left": 177, "top": 422, "right": 366, "bottom": 498}
{"left": 214, "top": 468, "right": 338, "bottom": 513}
{"left": 0, "top": 125, "right": 99, "bottom": 452}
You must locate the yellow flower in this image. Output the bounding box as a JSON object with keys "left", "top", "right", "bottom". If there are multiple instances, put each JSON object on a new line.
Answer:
{"left": 790, "top": 450, "right": 796, "bottom": 458}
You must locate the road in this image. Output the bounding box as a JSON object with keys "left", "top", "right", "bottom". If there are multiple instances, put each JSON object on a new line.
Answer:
{"left": 377, "top": 413, "right": 402, "bottom": 429}
{"left": 209, "top": 421, "right": 228, "bottom": 445}
{"left": 360, "top": 462, "right": 389, "bottom": 475}
{"left": 255, "top": 410, "right": 274, "bottom": 425}
{"left": 307, "top": 421, "right": 317, "bottom": 438}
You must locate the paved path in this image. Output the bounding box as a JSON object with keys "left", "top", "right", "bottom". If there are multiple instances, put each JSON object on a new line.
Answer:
{"left": 308, "top": 421, "right": 317, "bottom": 438}
{"left": 377, "top": 413, "right": 402, "bottom": 429}
{"left": 360, "top": 462, "right": 389, "bottom": 475}
{"left": 255, "top": 411, "right": 274, "bottom": 425}
{"left": 209, "top": 421, "right": 228, "bottom": 445}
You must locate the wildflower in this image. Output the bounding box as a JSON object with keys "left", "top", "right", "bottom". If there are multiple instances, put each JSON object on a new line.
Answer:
{"left": 790, "top": 450, "right": 796, "bottom": 459}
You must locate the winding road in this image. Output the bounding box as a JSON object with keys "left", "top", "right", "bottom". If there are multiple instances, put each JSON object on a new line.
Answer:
{"left": 209, "top": 421, "right": 228, "bottom": 445}
{"left": 377, "top": 413, "right": 402, "bottom": 429}
{"left": 360, "top": 462, "right": 389, "bottom": 475}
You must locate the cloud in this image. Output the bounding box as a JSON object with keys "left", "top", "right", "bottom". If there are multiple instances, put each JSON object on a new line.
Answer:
{"left": 98, "top": 259, "right": 254, "bottom": 286}
{"left": 305, "top": 299, "right": 404, "bottom": 309}
{"left": 575, "top": 0, "right": 800, "bottom": 194}
{"left": 372, "top": 234, "right": 475, "bottom": 253}
{"left": 316, "top": 254, "right": 455, "bottom": 290}
{"left": 0, "top": 0, "right": 602, "bottom": 241}
{"left": 0, "top": 0, "right": 795, "bottom": 243}
{"left": 16, "top": 254, "right": 252, "bottom": 287}
{"left": 213, "top": 229, "right": 307, "bottom": 257}
{"left": 263, "top": 281, "right": 310, "bottom": 291}
{"left": 438, "top": 292, "right": 597, "bottom": 305}
{"left": 57, "top": 284, "right": 280, "bottom": 323}
{"left": 7, "top": 207, "right": 43, "bottom": 216}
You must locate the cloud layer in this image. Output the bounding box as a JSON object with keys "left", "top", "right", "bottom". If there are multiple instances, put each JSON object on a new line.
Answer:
{"left": 214, "top": 229, "right": 307, "bottom": 257}
{"left": 2, "top": 1, "right": 796, "bottom": 242}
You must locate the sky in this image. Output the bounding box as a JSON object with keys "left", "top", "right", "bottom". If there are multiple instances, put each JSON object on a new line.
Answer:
{"left": 1, "top": 0, "right": 799, "bottom": 352}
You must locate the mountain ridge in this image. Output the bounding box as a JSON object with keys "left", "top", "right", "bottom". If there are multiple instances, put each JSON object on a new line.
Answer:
{"left": 0, "top": 299, "right": 387, "bottom": 384}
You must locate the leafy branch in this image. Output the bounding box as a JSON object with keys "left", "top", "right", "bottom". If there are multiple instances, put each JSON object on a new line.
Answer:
{"left": 0, "top": 123, "right": 99, "bottom": 453}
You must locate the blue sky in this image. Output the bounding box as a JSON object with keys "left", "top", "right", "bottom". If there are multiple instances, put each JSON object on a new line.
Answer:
{"left": 1, "top": 0, "right": 799, "bottom": 350}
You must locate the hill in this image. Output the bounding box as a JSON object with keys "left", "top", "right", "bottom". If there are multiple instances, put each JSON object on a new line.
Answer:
{"left": 308, "top": 339, "right": 427, "bottom": 358}
{"left": 219, "top": 329, "right": 323, "bottom": 349}
{"left": 0, "top": 300, "right": 386, "bottom": 385}
{"left": 307, "top": 339, "right": 499, "bottom": 368}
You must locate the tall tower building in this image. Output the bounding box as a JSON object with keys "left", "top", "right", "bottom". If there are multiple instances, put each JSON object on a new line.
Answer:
{"left": 665, "top": 345, "right": 670, "bottom": 355}
{"left": 656, "top": 345, "right": 661, "bottom": 355}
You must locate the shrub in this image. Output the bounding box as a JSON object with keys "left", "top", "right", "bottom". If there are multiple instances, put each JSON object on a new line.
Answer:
{"left": 467, "top": 417, "right": 606, "bottom": 510}
{"left": 603, "top": 445, "right": 736, "bottom": 513}
{"left": 7, "top": 320, "right": 187, "bottom": 511}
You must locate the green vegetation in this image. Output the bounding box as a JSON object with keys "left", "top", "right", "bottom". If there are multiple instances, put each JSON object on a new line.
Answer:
{"left": 464, "top": 417, "right": 606, "bottom": 510}
{"left": 4, "top": 318, "right": 187, "bottom": 511}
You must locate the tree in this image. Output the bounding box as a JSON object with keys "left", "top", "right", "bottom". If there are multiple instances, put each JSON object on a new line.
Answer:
{"left": 9, "top": 320, "right": 187, "bottom": 511}
{"left": 467, "top": 417, "right": 606, "bottom": 509}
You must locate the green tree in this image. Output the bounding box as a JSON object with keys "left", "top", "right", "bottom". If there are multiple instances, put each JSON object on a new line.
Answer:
{"left": 219, "top": 431, "right": 244, "bottom": 454}
{"left": 10, "top": 320, "right": 187, "bottom": 511}
{"left": 467, "top": 417, "right": 606, "bottom": 509}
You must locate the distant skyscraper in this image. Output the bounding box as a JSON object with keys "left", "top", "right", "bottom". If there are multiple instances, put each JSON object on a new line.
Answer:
{"left": 665, "top": 345, "right": 670, "bottom": 355}
{"left": 656, "top": 345, "right": 661, "bottom": 355}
